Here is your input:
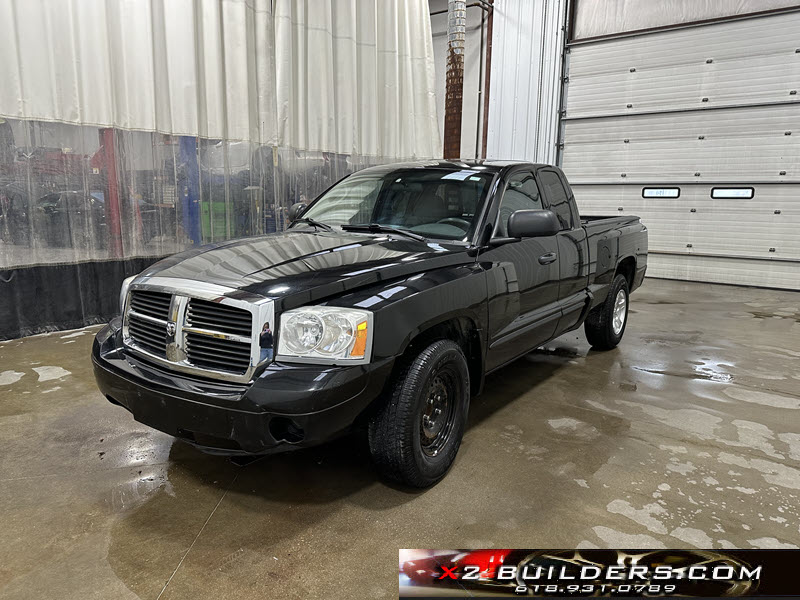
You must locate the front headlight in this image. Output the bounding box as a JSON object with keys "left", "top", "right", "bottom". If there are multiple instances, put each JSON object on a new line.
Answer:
{"left": 119, "top": 275, "right": 136, "bottom": 314}
{"left": 277, "top": 306, "right": 373, "bottom": 364}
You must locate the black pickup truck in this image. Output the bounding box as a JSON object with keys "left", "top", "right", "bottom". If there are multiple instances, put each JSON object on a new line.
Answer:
{"left": 92, "top": 161, "right": 647, "bottom": 487}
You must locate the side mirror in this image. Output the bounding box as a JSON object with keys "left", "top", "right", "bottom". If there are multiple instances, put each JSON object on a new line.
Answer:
{"left": 287, "top": 202, "right": 308, "bottom": 222}
{"left": 507, "top": 209, "right": 560, "bottom": 238}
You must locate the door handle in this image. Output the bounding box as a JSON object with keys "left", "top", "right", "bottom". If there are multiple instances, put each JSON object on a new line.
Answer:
{"left": 538, "top": 252, "right": 557, "bottom": 265}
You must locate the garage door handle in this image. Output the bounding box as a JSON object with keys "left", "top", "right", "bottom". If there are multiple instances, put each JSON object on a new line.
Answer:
{"left": 538, "top": 252, "right": 557, "bottom": 265}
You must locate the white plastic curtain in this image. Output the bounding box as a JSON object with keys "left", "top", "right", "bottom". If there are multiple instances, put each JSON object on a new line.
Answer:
{"left": 0, "top": 0, "right": 276, "bottom": 143}
{"left": 0, "top": 0, "right": 441, "bottom": 270}
{"left": 274, "top": 0, "right": 441, "bottom": 157}
{"left": 0, "top": 0, "right": 440, "bottom": 153}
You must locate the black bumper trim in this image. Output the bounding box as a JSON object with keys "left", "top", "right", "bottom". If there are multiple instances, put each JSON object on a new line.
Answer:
{"left": 92, "top": 323, "right": 393, "bottom": 454}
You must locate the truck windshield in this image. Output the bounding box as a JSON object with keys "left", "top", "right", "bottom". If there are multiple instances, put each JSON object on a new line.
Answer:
{"left": 299, "top": 168, "right": 494, "bottom": 241}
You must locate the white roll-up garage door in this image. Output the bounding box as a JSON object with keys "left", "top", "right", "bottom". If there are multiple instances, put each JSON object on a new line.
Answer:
{"left": 561, "top": 10, "right": 800, "bottom": 290}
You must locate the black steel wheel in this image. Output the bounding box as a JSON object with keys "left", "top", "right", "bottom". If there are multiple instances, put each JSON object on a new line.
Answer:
{"left": 368, "top": 339, "right": 470, "bottom": 487}
{"left": 419, "top": 366, "right": 460, "bottom": 457}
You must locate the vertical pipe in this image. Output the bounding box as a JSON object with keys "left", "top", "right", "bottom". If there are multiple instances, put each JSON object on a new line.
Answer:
{"left": 100, "top": 128, "right": 123, "bottom": 257}
{"left": 443, "top": 0, "right": 466, "bottom": 159}
{"left": 475, "top": 6, "right": 485, "bottom": 160}
{"left": 480, "top": 0, "right": 493, "bottom": 159}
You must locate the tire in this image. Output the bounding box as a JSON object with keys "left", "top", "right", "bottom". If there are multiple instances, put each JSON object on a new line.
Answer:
{"left": 584, "top": 273, "right": 629, "bottom": 350}
{"left": 368, "top": 339, "right": 470, "bottom": 487}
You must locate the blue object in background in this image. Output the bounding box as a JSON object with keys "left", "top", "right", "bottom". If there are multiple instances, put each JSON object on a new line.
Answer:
{"left": 178, "top": 137, "right": 202, "bottom": 245}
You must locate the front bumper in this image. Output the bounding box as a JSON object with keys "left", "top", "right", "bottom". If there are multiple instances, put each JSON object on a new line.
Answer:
{"left": 92, "top": 319, "right": 393, "bottom": 454}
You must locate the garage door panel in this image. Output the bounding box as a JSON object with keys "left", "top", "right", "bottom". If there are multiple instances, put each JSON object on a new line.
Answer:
{"left": 564, "top": 143, "right": 795, "bottom": 182}
{"left": 569, "top": 12, "right": 800, "bottom": 77}
{"left": 571, "top": 184, "right": 800, "bottom": 203}
{"left": 563, "top": 104, "right": 800, "bottom": 143}
{"left": 562, "top": 106, "right": 799, "bottom": 183}
{"left": 573, "top": 184, "right": 800, "bottom": 260}
{"left": 568, "top": 59, "right": 799, "bottom": 118}
{"left": 567, "top": 12, "right": 800, "bottom": 118}
{"left": 647, "top": 254, "right": 800, "bottom": 290}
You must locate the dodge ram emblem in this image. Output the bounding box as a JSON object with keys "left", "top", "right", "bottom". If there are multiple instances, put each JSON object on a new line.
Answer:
{"left": 166, "top": 322, "right": 177, "bottom": 336}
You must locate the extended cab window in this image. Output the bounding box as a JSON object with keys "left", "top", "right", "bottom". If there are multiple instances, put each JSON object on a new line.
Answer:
{"left": 539, "top": 170, "right": 573, "bottom": 230}
{"left": 494, "top": 171, "right": 543, "bottom": 237}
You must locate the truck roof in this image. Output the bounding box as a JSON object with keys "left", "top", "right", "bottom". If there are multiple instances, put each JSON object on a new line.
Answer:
{"left": 356, "top": 159, "right": 552, "bottom": 176}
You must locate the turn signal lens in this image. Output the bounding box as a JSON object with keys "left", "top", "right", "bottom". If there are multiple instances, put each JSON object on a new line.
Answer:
{"left": 350, "top": 320, "right": 369, "bottom": 358}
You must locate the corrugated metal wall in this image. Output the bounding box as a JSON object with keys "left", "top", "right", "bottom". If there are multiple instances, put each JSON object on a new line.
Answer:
{"left": 485, "top": 0, "right": 566, "bottom": 164}
{"left": 562, "top": 10, "right": 800, "bottom": 289}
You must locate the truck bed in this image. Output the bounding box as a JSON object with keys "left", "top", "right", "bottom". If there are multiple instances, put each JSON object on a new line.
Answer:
{"left": 580, "top": 213, "right": 647, "bottom": 308}
{"left": 581, "top": 214, "right": 642, "bottom": 228}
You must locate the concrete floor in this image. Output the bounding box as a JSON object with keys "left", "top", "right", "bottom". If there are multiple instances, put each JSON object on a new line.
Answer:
{"left": 1, "top": 278, "right": 799, "bottom": 599}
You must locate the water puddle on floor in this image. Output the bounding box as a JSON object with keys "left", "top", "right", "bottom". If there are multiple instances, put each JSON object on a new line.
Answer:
{"left": 633, "top": 366, "right": 733, "bottom": 383}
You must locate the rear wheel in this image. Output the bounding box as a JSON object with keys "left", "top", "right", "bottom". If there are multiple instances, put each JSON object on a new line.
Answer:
{"left": 584, "top": 273, "right": 629, "bottom": 350}
{"left": 368, "top": 339, "right": 469, "bottom": 487}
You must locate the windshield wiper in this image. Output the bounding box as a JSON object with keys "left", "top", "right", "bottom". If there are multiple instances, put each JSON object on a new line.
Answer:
{"left": 290, "top": 217, "right": 334, "bottom": 232}
{"left": 341, "top": 223, "right": 426, "bottom": 241}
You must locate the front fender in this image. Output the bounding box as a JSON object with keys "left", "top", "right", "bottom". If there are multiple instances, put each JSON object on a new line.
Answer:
{"left": 325, "top": 263, "right": 488, "bottom": 362}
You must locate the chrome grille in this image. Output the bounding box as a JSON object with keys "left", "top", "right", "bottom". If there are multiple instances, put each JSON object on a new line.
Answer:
{"left": 185, "top": 299, "right": 253, "bottom": 375}
{"left": 187, "top": 299, "right": 253, "bottom": 336}
{"left": 129, "top": 290, "right": 171, "bottom": 321}
{"left": 122, "top": 279, "right": 273, "bottom": 384}
{"left": 127, "top": 290, "right": 171, "bottom": 356}
{"left": 185, "top": 332, "right": 252, "bottom": 374}
{"left": 128, "top": 315, "right": 168, "bottom": 356}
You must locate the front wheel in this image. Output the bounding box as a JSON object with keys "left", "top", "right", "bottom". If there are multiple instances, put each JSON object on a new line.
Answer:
{"left": 368, "top": 339, "right": 470, "bottom": 487}
{"left": 584, "top": 273, "right": 629, "bottom": 350}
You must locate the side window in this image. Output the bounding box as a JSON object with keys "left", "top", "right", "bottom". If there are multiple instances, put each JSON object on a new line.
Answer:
{"left": 539, "top": 170, "right": 573, "bottom": 230}
{"left": 494, "top": 171, "right": 543, "bottom": 237}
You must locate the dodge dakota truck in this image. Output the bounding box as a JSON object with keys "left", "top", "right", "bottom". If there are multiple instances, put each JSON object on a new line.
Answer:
{"left": 92, "top": 161, "right": 647, "bottom": 487}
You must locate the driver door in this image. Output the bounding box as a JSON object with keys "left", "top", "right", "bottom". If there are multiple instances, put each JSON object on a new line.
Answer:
{"left": 483, "top": 169, "right": 561, "bottom": 371}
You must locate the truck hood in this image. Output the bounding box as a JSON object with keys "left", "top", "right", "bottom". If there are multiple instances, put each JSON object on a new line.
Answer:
{"left": 141, "top": 229, "right": 473, "bottom": 303}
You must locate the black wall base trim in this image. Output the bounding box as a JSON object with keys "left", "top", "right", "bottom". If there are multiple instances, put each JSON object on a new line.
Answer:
{"left": 1, "top": 256, "right": 169, "bottom": 340}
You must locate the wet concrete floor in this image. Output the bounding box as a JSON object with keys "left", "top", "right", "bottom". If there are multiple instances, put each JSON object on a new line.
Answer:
{"left": 1, "top": 278, "right": 799, "bottom": 599}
